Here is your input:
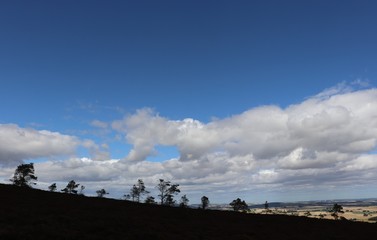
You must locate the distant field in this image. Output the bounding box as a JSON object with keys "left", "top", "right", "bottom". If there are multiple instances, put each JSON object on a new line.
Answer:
{"left": 251, "top": 206, "right": 377, "bottom": 223}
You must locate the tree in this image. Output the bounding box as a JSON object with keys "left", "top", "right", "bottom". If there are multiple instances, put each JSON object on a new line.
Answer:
{"left": 145, "top": 196, "right": 156, "bottom": 204}
{"left": 264, "top": 201, "right": 271, "bottom": 214}
{"left": 130, "top": 179, "right": 149, "bottom": 202}
{"left": 96, "top": 189, "right": 109, "bottom": 198}
{"left": 179, "top": 195, "right": 189, "bottom": 208}
{"left": 61, "top": 180, "right": 80, "bottom": 194}
{"left": 201, "top": 196, "right": 209, "bottom": 210}
{"left": 79, "top": 185, "right": 85, "bottom": 195}
{"left": 157, "top": 179, "right": 180, "bottom": 206}
{"left": 124, "top": 194, "right": 131, "bottom": 200}
{"left": 165, "top": 194, "right": 176, "bottom": 206}
{"left": 48, "top": 183, "right": 57, "bottom": 192}
{"left": 10, "top": 163, "right": 37, "bottom": 187}
{"left": 330, "top": 203, "right": 344, "bottom": 220}
{"left": 230, "top": 198, "right": 249, "bottom": 211}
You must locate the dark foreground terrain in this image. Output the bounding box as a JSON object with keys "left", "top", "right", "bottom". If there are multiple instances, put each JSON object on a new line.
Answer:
{"left": 1, "top": 184, "right": 376, "bottom": 240}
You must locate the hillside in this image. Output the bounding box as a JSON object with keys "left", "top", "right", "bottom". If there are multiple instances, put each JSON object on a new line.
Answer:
{"left": 0, "top": 184, "right": 376, "bottom": 240}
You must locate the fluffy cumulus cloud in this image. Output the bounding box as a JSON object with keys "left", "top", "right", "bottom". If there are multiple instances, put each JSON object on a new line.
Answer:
{"left": 1, "top": 85, "right": 377, "bottom": 202}
{"left": 107, "top": 86, "right": 377, "bottom": 201}
{"left": 0, "top": 124, "right": 111, "bottom": 167}
{"left": 0, "top": 124, "right": 80, "bottom": 166}
{"left": 113, "top": 88, "right": 377, "bottom": 166}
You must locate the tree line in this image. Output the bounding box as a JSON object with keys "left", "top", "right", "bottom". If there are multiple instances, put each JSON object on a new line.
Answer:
{"left": 9, "top": 163, "right": 217, "bottom": 209}
{"left": 9, "top": 162, "right": 344, "bottom": 216}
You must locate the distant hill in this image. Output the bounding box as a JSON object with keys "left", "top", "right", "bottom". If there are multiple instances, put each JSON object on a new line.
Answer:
{"left": 0, "top": 184, "right": 376, "bottom": 240}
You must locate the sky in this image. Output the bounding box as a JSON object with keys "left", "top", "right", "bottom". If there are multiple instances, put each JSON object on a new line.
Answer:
{"left": 1, "top": 0, "right": 377, "bottom": 204}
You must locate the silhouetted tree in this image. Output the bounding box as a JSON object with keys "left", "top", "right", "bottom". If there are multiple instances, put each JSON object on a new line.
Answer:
{"left": 130, "top": 179, "right": 149, "bottom": 202}
{"left": 179, "top": 195, "right": 189, "bottom": 208}
{"left": 145, "top": 196, "right": 156, "bottom": 204}
{"left": 165, "top": 194, "right": 176, "bottom": 206}
{"left": 157, "top": 179, "right": 180, "bottom": 205}
{"left": 264, "top": 201, "right": 271, "bottom": 213}
{"left": 79, "top": 185, "right": 85, "bottom": 195}
{"left": 96, "top": 189, "right": 109, "bottom": 198}
{"left": 230, "top": 198, "right": 249, "bottom": 211}
{"left": 48, "top": 183, "right": 57, "bottom": 192}
{"left": 130, "top": 185, "right": 137, "bottom": 201}
{"left": 330, "top": 203, "right": 344, "bottom": 220}
{"left": 10, "top": 163, "right": 37, "bottom": 187}
{"left": 61, "top": 180, "right": 79, "bottom": 194}
{"left": 201, "top": 196, "right": 209, "bottom": 210}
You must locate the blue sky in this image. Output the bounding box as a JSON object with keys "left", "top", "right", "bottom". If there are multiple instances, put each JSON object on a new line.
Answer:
{"left": 1, "top": 0, "right": 377, "bottom": 203}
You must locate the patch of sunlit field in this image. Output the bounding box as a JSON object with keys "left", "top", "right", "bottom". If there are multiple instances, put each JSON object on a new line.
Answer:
{"left": 251, "top": 206, "right": 377, "bottom": 223}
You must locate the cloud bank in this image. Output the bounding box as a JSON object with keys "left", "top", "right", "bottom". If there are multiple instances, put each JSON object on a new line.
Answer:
{"left": 0, "top": 124, "right": 80, "bottom": 165}
{"left": 1, "top": 85, "right": 377, "bottom": 202}
{"left": 113, "top": 88, "right": 377, "bottom": 166}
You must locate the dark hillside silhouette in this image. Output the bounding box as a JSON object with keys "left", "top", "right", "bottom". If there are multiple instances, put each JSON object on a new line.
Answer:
{"left": 0, "top": 184, "right": 376, "bottom": 240}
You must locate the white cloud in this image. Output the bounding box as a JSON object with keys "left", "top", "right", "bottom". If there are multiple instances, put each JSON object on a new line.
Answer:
{"left": 0, "top": 124, "right": 110, "bottom": 166}
{"left": 112, "top": 88, "right": 377, "bottom": 164}
{"left": 106, "top": 86, "right": 377, "bottom": 200}
{"left": 36, "top": 158, "right": 121, "bottom": 182}
{"left": 82, "top": 140, "right": 111, "bottom": 161}
{"left": 1, "top": 85, "right": 377, "bottom": 203}
{"left": 0, "top": 124, "right": 80, "bottom": 166}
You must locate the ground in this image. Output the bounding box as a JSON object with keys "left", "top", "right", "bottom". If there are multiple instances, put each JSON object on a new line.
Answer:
{"left": 1, "top": 184, "right": 377, "bottom": 240}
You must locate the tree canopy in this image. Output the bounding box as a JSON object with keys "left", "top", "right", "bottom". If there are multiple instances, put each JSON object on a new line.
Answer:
{"left": 96, "top": 189, "right": 109, "bottom": 198}
{"left": 179, "top": 195, "right": 189, "bottom": 208}
{"left": 130, "top": 179, "right": 149, "bottom": 202}
{"left": 10, "top": 163, "right": 37, "bottom": 188}
{"left": 48, "top": 183, "right": 57, "bottom": 192}
{"left": 330, "top": 203, "right": 344, "bottom": 220}
{"left": 145, "top": 196, "right": 156, "bottom": 204}
{"left": 229, "top": 198, "right": 249, "bottom": 211}
{"left": 61, "top": 180, "right": 80, "bottom": 194}
{"left": 201, "top": 196, "right": 209, "bottom": 210}
{"left": 157, "top": 179, "right": 180, "bottom": 206}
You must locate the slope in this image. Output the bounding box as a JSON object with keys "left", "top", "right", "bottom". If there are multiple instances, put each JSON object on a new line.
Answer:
{"left": 0, "top": 184, "right": 376, "bottom": 240}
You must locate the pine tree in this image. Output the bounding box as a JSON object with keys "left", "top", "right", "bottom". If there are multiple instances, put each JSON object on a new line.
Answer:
{"left": 10, "top": 163, "right": 37, "bottom": 187}
{"left": 157, "top": 179, "right": 180, "bottom": 205}
{"left": 48, "top": 183, "right": 57, "bottom": 192}
{"left": 230, "top": 198, "right": 249, "bottom": 211}
{"left": 96, "top": 189, "right": 109, "bottom": 198}
{"left": 179, "top": 195, "right": 189, "bottom": 208}
{"left": 201, "top": 196, "right": 209, "bottom": 209}
{"left": 130, "top": 179, "right": 149, "bottom": 202}
{"left": 61, "top": 180, "right": 80, "bottom": 194}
